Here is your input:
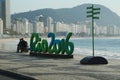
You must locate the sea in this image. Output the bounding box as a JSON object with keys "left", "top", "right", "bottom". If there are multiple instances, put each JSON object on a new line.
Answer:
{"left": 1, "top": 37, "right": 120, "bottom": 59}
{"left": 71, "top": 37, "right": 120, "bottom": 59}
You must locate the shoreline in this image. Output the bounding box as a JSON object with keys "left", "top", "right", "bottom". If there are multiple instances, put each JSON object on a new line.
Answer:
{"left": 1, "top": 37, "right": 120, "bottom": 41}
{"left": 0, "top": 38, "right": 120, "bottom": 60}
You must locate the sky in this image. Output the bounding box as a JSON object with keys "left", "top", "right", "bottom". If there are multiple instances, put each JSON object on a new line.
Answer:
{"left": 11, "top": 0, "right": 120, "bottom": 16}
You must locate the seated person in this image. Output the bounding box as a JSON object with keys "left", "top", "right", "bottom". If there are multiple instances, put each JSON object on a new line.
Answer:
{"left": 17, "top": 38, "right": 28, "bottom": 53}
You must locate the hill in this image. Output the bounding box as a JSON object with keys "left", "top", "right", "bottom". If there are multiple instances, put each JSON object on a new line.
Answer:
{"left": 11, "top": 4, "right": 120, "bottom": 26}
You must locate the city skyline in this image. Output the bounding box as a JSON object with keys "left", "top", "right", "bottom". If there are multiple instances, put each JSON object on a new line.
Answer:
{"left": 11, "top": 0, "right": 120, "bottom": 16}
{"left": 12, "top": 16, "right": 120, "bottom": 37}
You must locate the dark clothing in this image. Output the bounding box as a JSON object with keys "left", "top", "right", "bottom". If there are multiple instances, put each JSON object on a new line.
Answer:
{"left": 17, "top": 39, "right": 28, "bottom": 53}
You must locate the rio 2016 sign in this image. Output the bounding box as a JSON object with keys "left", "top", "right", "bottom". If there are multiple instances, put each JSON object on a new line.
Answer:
{"left": 30, "top": 32, "right": 74, "bottom": 55}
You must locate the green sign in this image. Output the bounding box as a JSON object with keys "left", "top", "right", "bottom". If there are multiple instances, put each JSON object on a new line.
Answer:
{"left": 86, "top": 4, "right": 100, "bottom": 56}
{"left": 30, "top": 32, "right": 74, "bottom": 55}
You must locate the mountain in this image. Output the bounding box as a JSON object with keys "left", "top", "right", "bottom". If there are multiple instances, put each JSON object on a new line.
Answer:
{"left": 11, "top": 4, "right": 120, "bottom": 26}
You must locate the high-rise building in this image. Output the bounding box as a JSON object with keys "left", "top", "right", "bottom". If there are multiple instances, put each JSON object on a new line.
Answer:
{"left": 47, "top": 17, "right": 53, "bottom": 33}
{"left": 0, "top": 18, "right": 3, "bottom": 34}
{"left": 22, "top": 18, "right": 29, "bottom": 34}
{"left": 35, "top": 15, "right": 45, "bottom": 34}
{"left": 52, "top": 22, "right": 57, "bottom": 35}
{"left": 0, "top": 0, "right": 11, "bottom": 33}
{"left": 29, "top": 22, "right": 33, "bottom": 34}
{"left": 15, "top": 18, "right": 23, "bottom": 34}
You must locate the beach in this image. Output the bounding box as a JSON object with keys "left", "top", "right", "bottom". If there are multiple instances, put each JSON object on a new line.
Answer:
{"left": 0, "top": 52, "right": 120, "bottom": 80}
{"left": 0, "top": 38, "right": 120, "bottom": 80}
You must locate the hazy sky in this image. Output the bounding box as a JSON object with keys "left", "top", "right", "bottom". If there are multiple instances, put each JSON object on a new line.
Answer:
{"left": 11, "top": 0, "right": 120, "bottom": 16}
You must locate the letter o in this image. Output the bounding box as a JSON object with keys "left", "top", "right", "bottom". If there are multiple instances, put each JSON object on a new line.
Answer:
{"left": 41, "top": 39, "right": 48, "bottom": 53}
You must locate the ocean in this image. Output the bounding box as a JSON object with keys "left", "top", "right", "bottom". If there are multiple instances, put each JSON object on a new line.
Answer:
{"left": 1, "top": 37, "right": 120, "bottom": 59}
{"left": 72, "top": 37, "right": 120, "bottom": 59}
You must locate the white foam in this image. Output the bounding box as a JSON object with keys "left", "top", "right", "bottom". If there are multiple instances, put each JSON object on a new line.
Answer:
{"left": 74, "top": 47, "right": 120, "bottom": 59}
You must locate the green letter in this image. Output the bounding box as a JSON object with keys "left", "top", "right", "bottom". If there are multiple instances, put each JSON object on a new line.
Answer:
{"left": 30, "top": 33, "right": 39, "bottom": 52}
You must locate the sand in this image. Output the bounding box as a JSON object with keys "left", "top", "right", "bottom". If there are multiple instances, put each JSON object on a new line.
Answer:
{"left": 0, "top": 51, "right": 119, "bottom": 80}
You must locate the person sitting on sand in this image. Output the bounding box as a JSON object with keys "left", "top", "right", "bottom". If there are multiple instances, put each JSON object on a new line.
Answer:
{"left": 17, "top": 38, "right": 28, "bottom": 53}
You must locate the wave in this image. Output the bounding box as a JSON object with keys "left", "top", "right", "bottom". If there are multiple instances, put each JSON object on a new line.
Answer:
{"left": 74, "top": 47, "right": 120, "bottom": 59}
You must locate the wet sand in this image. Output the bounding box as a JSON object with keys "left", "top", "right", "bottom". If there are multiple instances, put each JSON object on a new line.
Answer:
{"left": 0, "top": 38, "right": 30, "bottom": 52}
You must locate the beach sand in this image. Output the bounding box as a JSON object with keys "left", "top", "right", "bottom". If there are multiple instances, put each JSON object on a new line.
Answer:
{"left": 0, "top": 38, "right": 120, "bottom": 80}
{"left": 0, "top": 52, "right": 119, "bottom": 80}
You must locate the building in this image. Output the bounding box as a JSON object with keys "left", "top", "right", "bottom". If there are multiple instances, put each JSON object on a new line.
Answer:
{"left": 16, "top": 19, "right": 23, "bottom": 34}
{"left": 0, "top": 0, "right": 11, "bottom": 33}
{"left": 56, "top": 22, "right": 73, "bottom": 34}
{"left": 107, "top": 25, "right": 114, "bottom": 36}
{"left": 12, "top": 18, "right": 34, "bottom": 36}
{"left": 36, "top": 15, "right": 44, "bottom": 22}
{"left": 52, "top": 22, "right": 57, "bottom": 35}
{"left": 32, "top": 21, "right": 44, "bottom": 34}
{"left": 0, "top": 18, "right": 3, "bottom": 34}
{"left": 47, "top": 17, "right": 53, "bottom": 33}
{"left": 76, "top": 23, "right": 87, "bottom": 35}
{"left": 22, "top": 18, "right": 29, "bottom": 34}
{"left": 70, "top": 23, "right": 76, "bottom": 35}
{"left": 28, "top": 22, "right": 33, "bottom": 35}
